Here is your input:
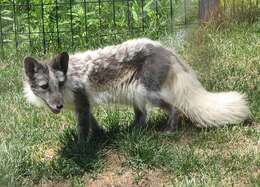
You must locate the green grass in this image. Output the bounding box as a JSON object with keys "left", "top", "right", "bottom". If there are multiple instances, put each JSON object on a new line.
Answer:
{"left": 0, "top": 23, "right": 259, "bottom": 187}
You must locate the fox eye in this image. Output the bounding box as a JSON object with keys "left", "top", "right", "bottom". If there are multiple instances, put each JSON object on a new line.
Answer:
{"left": 40, "top": 84, "right": 49, "bottom": 89}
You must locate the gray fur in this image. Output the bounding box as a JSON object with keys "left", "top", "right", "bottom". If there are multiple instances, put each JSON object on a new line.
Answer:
{"left": 137, "top": 46, "right": 172, "bottom": 91}
{"left": 24, "top": 38, "right": 182, "bottom": 141}
{"left": 133, "top": 105, "right": 148, "bottom": 128}
{"left": 73, "top": 88, "right": 104, "bottom": 142}
{"left": 24, "top": 38, "right": 250, "bottom": 139}
{"left": 24, "top": 52, "right": 69, "bottom": 114}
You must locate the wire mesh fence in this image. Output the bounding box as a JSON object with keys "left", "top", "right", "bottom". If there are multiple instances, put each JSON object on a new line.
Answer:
{"left": 0, "top": 0, "right": 199, "bottom": 58}
{"left": 199, "top": 0, "right": 259, "bottom": 23}
{"left": 222, "top": 0, "right": 259, "bottom": 21}
{"left": 1, "top": 0, "right": 258, "bottom": 58}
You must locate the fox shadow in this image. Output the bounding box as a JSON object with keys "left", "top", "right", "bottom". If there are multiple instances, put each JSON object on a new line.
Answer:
{"left": 57, "top": 113, "right": 190, "bottom": 171}
{"left": 56, "top": 118, "right": 162, "bottom": 176}
{"left": 57, "top": 127, "right": 109, "bottom": 176}
{"left": 57, "top": 111, "right": 250, "bottom": 177}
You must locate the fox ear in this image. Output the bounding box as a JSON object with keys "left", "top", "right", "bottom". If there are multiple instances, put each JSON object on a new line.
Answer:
{"left": 24, "top": 57, "right": 44, "bottom": 79}
{"left": 52, "top": 52, "right": 69, "bottom": 74}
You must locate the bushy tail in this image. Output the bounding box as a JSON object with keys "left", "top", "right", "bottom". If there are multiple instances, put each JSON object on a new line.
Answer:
{"left": 165, "top": 59, "right": 250, "bottom": 127}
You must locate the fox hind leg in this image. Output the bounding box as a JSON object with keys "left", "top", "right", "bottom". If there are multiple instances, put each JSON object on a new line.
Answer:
{"left": 149, "top": 97, "right": 179, "bottom": 132}
{"left": 162, "top": 106, "right": 179, "bottom": 132}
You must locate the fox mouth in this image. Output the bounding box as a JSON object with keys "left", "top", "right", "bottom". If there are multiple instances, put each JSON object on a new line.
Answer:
{"left": 50, "top": 107, "right": 61, "bottom": 114}
{"left": 45, "top": 104, "right": 62, "bottom": 114}
{"left": 42, "top": 101, "right": 62, "bottom": 114}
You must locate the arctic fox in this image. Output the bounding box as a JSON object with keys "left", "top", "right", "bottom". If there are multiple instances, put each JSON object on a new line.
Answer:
{"left": 23, "top": 38, "right": 250, "bottom": 141}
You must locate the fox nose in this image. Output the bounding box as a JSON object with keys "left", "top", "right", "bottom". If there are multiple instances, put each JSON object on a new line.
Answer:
{"left": 56, "top": 104, "right": 63, "bottom": 110}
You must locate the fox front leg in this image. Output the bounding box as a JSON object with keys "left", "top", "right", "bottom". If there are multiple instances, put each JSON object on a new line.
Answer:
{"left": 73, "top": 89, "right": 105, "bottom": 143}
{"left": 73, "top": 89, "right": 92, "bottom": 143}
{"left": 133, "top": 105, "right": 147, "bottom": 128}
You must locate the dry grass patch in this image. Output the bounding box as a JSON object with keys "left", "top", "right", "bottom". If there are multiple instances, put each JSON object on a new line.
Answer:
{"left": 85, "top": 151, "right": 170, "bottom": 187}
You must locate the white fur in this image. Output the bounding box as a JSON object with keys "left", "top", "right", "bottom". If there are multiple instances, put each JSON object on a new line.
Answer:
{"left": 160, "top": 61, "right": 250, "bottom": 127}
{"left": 71, "top": 38, "right": 161, "bottom": 64}
{"left": 56, "top": 71, "right": 65, "bottom": 82}
{"left": 63, "top": 38, "right": 161, "bottom": 110}
{"left": 83, "top": 79, "right": 148, "bottom": 112}
{"left": 23, "top": 82, "right": 44, "bottom": 107}
{"left": 23, "top": 38, "right": 250, "bottom": 127}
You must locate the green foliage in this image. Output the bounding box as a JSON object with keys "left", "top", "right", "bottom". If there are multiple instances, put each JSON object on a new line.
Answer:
{"left": 0, "top": 1, "right": 259, "bottom": 186}
{"left": 220, "top": 0, "right": 260, "bottom": 23}
{"left": 0, "top": 23, "right": 259, "bottom": 186}
{"left": 0, "top": 0, "right": 199, "bottom": 56}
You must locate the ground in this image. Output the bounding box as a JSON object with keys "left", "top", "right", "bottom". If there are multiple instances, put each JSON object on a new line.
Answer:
{"left": 0, "top": 23, "right": 259, "bottom": 187}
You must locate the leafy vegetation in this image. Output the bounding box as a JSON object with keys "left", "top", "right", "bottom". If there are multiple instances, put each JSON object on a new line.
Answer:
{"left": 0, "top": 0, "right": 259, "bottom": 186}
{"left": 0, "top": 0, "right": 198, "bottom": 56}
{"left": 220, "top": 0, "right": 260, "bottom": 23}
{"left": 0, "top": 21, "right": 259, "bottom": 186}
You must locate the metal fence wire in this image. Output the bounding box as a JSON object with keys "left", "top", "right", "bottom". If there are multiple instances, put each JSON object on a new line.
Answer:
{"left": 198, "top": 0, "right": 259, "bottom": 23}
{"left": 1, "top": 0, "right": 258, "bottom": 57}
{"left": 0, "top": 0, "right": 199, "bottom": 57}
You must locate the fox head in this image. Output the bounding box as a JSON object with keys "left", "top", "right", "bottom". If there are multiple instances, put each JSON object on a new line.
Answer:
{"left": 23, "top": 52, "right": 69, "bottom": 114}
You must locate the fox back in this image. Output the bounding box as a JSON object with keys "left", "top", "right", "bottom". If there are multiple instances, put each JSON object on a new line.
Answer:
{"left": 23, "top": 38, "right": 250, "bottom": 131}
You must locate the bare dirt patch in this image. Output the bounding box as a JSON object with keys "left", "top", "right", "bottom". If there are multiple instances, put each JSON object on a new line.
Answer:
{"left": 85, "top": 151, "right": 170, "bottom": 187}
{"left": 34, "top": 181, "right": 70, "bottom": 187}
{"left": 251, "top": 122, "right": 260, "bottom": 129}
